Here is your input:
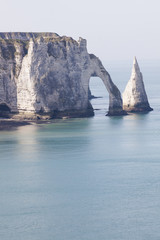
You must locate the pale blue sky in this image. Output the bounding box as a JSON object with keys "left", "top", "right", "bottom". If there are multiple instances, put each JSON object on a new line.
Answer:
{"left": 1, "top": 0, "right": 160, "bottom": 61}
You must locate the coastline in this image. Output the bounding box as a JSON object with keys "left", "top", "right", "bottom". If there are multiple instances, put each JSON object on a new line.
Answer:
{"left": 0, "top": 108, "right": 95, "bottom": 131}
{"left": 0, "top": 119, "right": 54, "bottom": 131}
{"left": 0, "top": 119, "right": 31, "bottom": 130}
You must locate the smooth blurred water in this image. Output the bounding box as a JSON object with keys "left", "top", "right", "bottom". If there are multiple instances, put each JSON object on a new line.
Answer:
{"left": 0, "top": 60, "right": 160, "bottom": 240}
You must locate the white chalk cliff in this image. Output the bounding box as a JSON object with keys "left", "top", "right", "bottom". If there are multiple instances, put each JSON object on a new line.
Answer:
{"left": 0, "top": 32, "right": 125, "bottom": 118}
{"left": 123, "top": 57, "right": 153, "bottom": 112}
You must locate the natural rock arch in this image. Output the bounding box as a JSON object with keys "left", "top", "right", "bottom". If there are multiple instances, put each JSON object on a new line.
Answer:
{"left": 0, "top": 33, "right": 126, "bottom": 118}
{"left": 88, "top": 54, "right": 126, "bottom": 115}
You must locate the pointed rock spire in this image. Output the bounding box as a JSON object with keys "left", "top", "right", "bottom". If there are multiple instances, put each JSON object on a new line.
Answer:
{"left": 123, "top": 57, "right": 153, "bottom": 112}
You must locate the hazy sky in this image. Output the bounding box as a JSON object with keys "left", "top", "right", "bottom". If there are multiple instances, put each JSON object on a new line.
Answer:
{"left": 1, "top": 0, "right": 160, "bottom": 61}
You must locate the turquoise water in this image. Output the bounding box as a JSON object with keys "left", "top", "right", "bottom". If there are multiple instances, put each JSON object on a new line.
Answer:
{"left": 0, "top": 61, "right": 160, "bottom": 240}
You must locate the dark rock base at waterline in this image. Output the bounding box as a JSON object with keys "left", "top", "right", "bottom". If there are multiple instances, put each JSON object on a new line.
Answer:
{"left": 106, "top": 109, "right": 127, "bottom": 116}
{"left": 124, "top": 106, "right": 153, "bottom": 113}
{"left": 0, "top": 120, "right": 31, "bottom": 130}
{"left": 51, "top": 109, "right": 94, "bottom": 119}
{"left": 1, "top": 108, "right": 94, "bottom": 122}
{"left": 123, "top": 102, "right": 153, "bottom": 113}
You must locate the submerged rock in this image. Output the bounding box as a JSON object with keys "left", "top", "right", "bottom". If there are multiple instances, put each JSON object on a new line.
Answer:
{"left": 0, "top": 32, "right": 125, "bottom": 118}
{"left": 123, "top": 57, "right": 153, "bottom": 112}
{"left": 88, "top": 88, "right": 97, "bottom": 100}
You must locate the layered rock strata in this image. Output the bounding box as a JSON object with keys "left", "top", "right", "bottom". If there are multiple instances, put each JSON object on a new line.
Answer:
{"left": 0, "top": 32, "right": 125, "bottom": 118}
{"left": 123, "top": 57, "right": 153, "bottom": 112}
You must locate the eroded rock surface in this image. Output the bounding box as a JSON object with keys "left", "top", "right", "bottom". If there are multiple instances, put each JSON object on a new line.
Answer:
{"left": 0, "top": 32, "right": 125, "bottom": 118}
{"left": 123, "top": 57, "right": 153, "bottom": 112}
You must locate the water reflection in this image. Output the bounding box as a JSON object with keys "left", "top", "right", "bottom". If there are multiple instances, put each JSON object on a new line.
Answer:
{"left": 10, "top": 118, "right": 93, "bottom": 162}
{"left": 126, "top": 112, "right": 150, "bottom": 120}
{"left": 108, "top": 115, "right": 124, "bottom": 127}
{"left": 13, "top": 124, "right": 40, "bottom": 162}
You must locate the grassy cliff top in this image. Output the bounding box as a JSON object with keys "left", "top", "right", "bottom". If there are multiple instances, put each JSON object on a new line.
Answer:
{"left": 0, "top": 32, "right": 60, "bottom": 40}
{"left": 0, "top": 32, "right": 80, "bottom": 45}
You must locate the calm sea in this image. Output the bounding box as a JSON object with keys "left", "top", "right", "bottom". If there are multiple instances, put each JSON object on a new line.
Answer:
{"left": 0, "top": 60, "right": 160, "bottom": 240}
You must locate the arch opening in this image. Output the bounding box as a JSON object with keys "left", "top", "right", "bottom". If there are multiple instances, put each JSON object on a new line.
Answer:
{"left": 88, "top": 54, "right": 126, "bottom": 116}
{"left": 89, "top": 77, "right": 109, "bottom": 116}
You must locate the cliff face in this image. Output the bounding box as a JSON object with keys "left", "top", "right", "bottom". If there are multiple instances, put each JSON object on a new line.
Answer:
{"left": 0, "top": 32, "right": 124, "bottom": 118}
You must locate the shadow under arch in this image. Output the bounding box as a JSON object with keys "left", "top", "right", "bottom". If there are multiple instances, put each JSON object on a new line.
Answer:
{"left": 0, "top": 102, "right": 11, "bottom": 117}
